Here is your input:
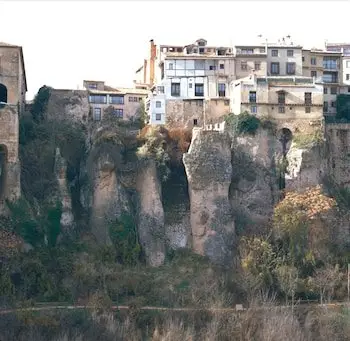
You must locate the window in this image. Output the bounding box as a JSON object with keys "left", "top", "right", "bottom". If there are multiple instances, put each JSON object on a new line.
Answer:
{"left": 259, "top": 48, "right": 265, "bottom": 53}
{"left": 218, "top": 83, "right": 226, "bottom": 97}
{"left": 224, "top": 100, "right": 229, "bottom": 106}
{"left": 209, "top": 65, "right": 216, "bottom": 70}
{"left": 311, "top": 70, "right": 317, "bottom": 78}
{"left": 128, "top": 96, "right": 139, "bottom": 102}
{"left": 346, "top": 74, "right": 350, "bottom": 81}
{"left": 88, "top": 83, "right": 97, "bottom": 89}
{"left": 346, "top": 61, "right": 350, "bottom": 68}
{"left": 324, "top": 87, "right": 328, "bottom": 94}
{"left": 251, "top": 105, "right": 257, "bottom": 114}
{"left": 189, "top": 83, "right": 193, "bottom": 88}
{"left": 171, "top": 82, "right": 180, "bottom": 96}
{"left": 323, "top": 57, "right": 337, "bottom": 70}
{"left": 311, "top": 57, "right": 317, "bottom": 65}
{"left": 169, "top": 63, "right": 173, "bottom": 70}
{"left": 242, "top": 49, "right": 254, "bottom": 54}
{"left": 110, "top": 95, "right": 124, "bottom": 104}
{"left": 194, "top": 60, "right": 205, "bottom": 70}
{"left": 304, "top": 92, "right": 312, "bottom": 105}
{"left": 330, "top": 87, "right": 337, "bottom": 95}
{"left": 241, "top": 61, "right": 247, "bottom": 71}
{"left": 278, "top": 91, "right": 285, "bottom": 104}
{"left": 195, "top": 83, "right": 204, "bottom": 96}
{"left": 278, "top": 106, "right": 285, "bottom": 113}
{"left": 199, "top": 48, "right": 205, "bottom": 54}
{"left": 323, "top": 73, "right": 338, "bottom": 83}
{"left": 348, "top": 87, "right": 350, "bottom": 93}
{"left": 249, "top": 91, "right": 256, "bottom": 103}
{"left": 156, "top": 113, "right": 162, "bottom": 121}
{"left": 271, "top": 49, "right": 278, "bottom": 57}
{"left": 254, "top": 62, "right": 261, "bottom": 70}
{"left": 93, "top": 108, "right": 101, "bottom": 121}
{"left": 89, "top": 95, "right": 107, "bottom": 104}
{"left": 219, "top": 64, "right": 224, "bottom": 70}
{"left": 193, "top": 119, "right": 198, "bottom": 126}
{"left": 305, "top": 106, "right": 311, "bottom": 113}
{"left": 331, "top": 101, "right": 336, "bottom": 108}
{"left": 157, "top": 86, "right": 164, "bottom": 94}
{"left": 271, "top": 62, "right": 280, "bottom": 75}
{"left": 302, "top": 56, "right": 305, "bottom": 62}
{"left": 287, "top": 50, "right": 294, "bottom": 57}
{"left": 323, "top": 101, "right": 328, "bottom": 112}
{"left": 286, "top": 62, "right": 296, "bottom": 75}
{"left": 113, "top": 109, "right": 123, "bottom": 118}
{"left": 156, "top": 101, "right": 161, "bottom": 108}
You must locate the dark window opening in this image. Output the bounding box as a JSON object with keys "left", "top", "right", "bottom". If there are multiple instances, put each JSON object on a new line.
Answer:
{"left": 304, "top": 92, "right": 312, "bottom": 105}
{"left": 249, "top": 91, "right": 256, "bottom": 103}
{"left": 193, "top": 119, "right": 198, "bottom": 126}
{"left": 0, "top": 83, "right": 8, "bottom": 103}
{"left": 195, "top": 83, "right": 204, "bottom": 96}
{"left": 218, "top": 83, "right": 226, "bottom": 97}
{"left": 171, "top": 83, "right": 180, "bottom": 96}
{"left": 278, "top": 91, "right": 286, "bottom": 104}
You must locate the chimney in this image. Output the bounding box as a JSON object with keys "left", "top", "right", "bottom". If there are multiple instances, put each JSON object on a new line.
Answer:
{"left": 150, "top": 39, "right": 156, "bottom": 87}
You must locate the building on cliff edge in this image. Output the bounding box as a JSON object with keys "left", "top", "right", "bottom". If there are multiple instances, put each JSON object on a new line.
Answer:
{"left": 230, "top": 75, "right": 324, "bottom": 134}
{"left": 0, "top": 42, "right": 27, "bottom": 207}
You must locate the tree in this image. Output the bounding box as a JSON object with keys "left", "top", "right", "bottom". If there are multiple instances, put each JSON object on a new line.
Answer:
{"left": 312, "top": 264, "right": 343, "bottom": 304}
{"left": 275, "top": 265, "right": 298, "bottom": 306}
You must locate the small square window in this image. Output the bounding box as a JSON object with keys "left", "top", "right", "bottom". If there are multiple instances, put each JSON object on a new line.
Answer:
{"left": 189, "top": 83, "right": 193, "bottom": 89}
{"left": 193, "top": 119, "right": 198, "bottom": 126}
{"left": 155, "top": 113, "right": 162, "bottom": 121}
{"left": 311, "top": 71, "right": 317, "bottom": 78}
{"left": 287, "top": 50, "right": 294, "bottom": 57}
{"left": 330, "top": 87, "right": 337, "bottom": 95}
{"left": 278, "top": 106, "right": 285, "bottom": 113}
{"left": 251, "top": 105, "right": 257, "bottom": 114}
{"left": 305, "top": 106, "right": 311, "bottom": 113}
{"left": 220, "top": 64, "right": 224, "bottom": 69}
{"left": 156, "top": 101, "right": 161, "bottom": 108}
{"left": 331, "top": 101, "right": 336, "bottom": 108}
{"left": 271, "top": 49, "right": 278, "bottom": 57}
{"left": 324, "top": 87, "right": 328, "bottom": 94}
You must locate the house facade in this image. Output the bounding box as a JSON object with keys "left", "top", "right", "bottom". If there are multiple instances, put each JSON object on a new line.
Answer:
{"left": 83, "top": 80, "right": 149, "bottom": 121}
{"left": 230, "top": 75, "right": 323, "bottom": 133}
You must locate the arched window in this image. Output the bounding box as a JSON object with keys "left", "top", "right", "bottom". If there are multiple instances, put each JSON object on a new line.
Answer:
{"left": 0, "top": 83, "right": 8, "bottom": 103}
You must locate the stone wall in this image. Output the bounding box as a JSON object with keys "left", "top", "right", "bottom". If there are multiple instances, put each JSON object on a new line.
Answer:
{"left": 0, "top": 105, "right": 20, "bottom": 202}
{"left": 166, "top": 99, "right": 204, "bottom": 128}
{"left": 325, "top": 123, "right": 350, "bottom": 189}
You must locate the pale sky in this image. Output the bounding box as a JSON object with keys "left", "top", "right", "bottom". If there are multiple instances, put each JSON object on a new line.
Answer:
{"left": 0, "top": 0, "right": 349, "bottom": 100}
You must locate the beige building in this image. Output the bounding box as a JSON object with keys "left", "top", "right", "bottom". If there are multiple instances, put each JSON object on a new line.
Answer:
{"left": 234, "top": 45, "right": 267, "bottom": 79}
{"left": 302, "top": 49, "right": 342, "bottom": 117}
{"left": 230, "top": 75, "right": 323, "bottom": 133}
{"left": 0, "top": 42, "right": 27, "bottom": 202}
{"left": 83, "top": 80, "right": 149, "bottom": 121}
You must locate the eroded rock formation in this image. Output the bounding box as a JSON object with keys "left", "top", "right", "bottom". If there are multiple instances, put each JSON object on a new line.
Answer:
{"left": 183, "top": 128, "right": 235, "bottom": 265}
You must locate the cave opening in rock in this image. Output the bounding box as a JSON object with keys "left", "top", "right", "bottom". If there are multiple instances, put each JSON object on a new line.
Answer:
{"left": 277, "top": 128, "right": 293, "bottom": 190}
{"left": 0, "top": 145, "right": 8, "bottom": 199}
{"left": 0, "top": 83, "right": 8, "bottom": 104}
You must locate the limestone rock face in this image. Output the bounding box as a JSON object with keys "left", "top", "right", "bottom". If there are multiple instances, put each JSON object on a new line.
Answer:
{"left": 285, "top": 143, "right": 326, "bottom": 191}
{"left": 89, "top": 151, "right": 131, "bottom": 245}
{"left": 183, "top": 128, "right": 235, "bottom": 265}
{"left": 54, "top": 148, "right": 74, "bottom": 229}
{"left": 136, "top": 160, "right": 165, "bottom": 267}
{"left": 230, "top": 129, "right": 279, "bottom": 230}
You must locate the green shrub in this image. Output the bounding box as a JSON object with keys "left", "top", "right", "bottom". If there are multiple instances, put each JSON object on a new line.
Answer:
{"left": 225, "top": 111, "right": 261, "bottom": 136}
{"left": 293, "top": 129, "right": 324, "bottom": 149}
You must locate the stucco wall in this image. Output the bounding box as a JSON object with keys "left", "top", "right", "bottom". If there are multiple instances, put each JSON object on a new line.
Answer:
{"left": 166, "top": 99, "right": 204, "bottom": 128}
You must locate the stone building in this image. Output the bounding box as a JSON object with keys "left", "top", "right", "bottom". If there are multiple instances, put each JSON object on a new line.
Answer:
{"left": 83, "top": 80, "right": 149, "bottom": 121}
{"left": 0, "top": 42, "right": 27, "bottom": 205}
{"left": 230, "top": 75, "right": 324, "bottom": 134}
{"left": 302, "top": 49, "right": 342, "bottom": 117}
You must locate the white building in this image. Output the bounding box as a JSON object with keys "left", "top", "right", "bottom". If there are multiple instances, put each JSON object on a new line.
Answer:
{"left": 146, "top": 38, "right": 235, "bottom": 126}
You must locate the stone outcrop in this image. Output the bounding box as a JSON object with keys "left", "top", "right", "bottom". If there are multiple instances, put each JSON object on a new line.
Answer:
{"left": 230, "top": 128, "right": 279, "bottom": 230}
{"left": 285, "top": 143, "right": 326, "bottom": 191}
{"left": 136, "top": 160, "right": 166, "bottom": 267}
{"left": 54, "top": 148, "right": 74, "bottom": 229}
{"left": 183, "top": 128, "right": 235, "bottom": 265}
